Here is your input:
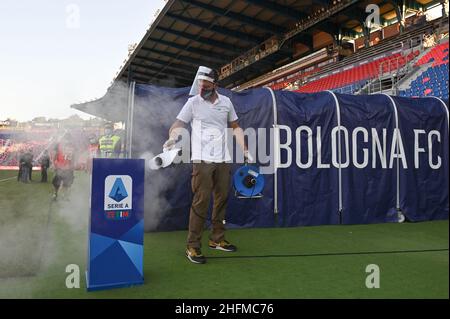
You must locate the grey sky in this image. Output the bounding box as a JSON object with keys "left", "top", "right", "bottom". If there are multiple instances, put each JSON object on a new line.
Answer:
{"left": 0, "top": 0, "right": 166, "bottom": 121}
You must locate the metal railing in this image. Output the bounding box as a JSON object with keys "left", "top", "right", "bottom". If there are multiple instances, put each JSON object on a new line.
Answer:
{"left": 361, "top": 35, "right": 425, "bottom": 95}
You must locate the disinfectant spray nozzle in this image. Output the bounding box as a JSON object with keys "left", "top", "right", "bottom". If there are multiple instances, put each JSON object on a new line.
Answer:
{"left": 154, "top": 156, "right": 163, "bottom": 167}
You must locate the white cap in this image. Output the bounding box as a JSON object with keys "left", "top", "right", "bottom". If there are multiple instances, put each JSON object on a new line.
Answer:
{"left": 189, "top": 66, "right": 217, "bottom": 96}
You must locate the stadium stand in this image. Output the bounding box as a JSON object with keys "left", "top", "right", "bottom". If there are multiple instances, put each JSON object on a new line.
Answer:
{"left": 73, "top": 0, "right": 449, "bottom": 120}
{"left": 237, "top": 20, "right": 437, "bottom": 93}
{"left": 275, "top": 20, "right": 448, "bottom": 97}
{"left": 234, "top": 47, "right": 335, "bottom": 91}
{"left": 0, "top": 130, "right": 51, "bottom": 168}
{"left": 400, "top": 64, "right": 449, "bottom": 98}
{"left": 0, "top": 129, "right": 93, "bottom": 169}
{"left": 399, "top": 39, "right": 449, "bottom": 98}
{"left": 416, "top": 41, "right": 450, "bottom": 66}
{"left": 296, "top": 51, "right": 420, "bottom": 93}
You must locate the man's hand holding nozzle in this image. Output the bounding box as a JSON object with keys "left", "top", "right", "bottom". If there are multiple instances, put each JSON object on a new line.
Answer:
{"left": 163, "top": 138, "right": 177, "bottom": 151}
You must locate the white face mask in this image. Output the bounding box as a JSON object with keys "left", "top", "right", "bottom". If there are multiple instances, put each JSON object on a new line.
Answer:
{"left": 200, "top": 87, "right": 215, "bottom": 99}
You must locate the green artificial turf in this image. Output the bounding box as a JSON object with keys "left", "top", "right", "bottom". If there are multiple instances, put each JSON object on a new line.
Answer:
{"left": 0, "top": 170, "right": 448, "bottom": 298}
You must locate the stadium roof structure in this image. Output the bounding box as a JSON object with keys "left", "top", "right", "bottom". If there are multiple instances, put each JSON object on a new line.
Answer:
{"left": 72, "top": 0, "right": 437, "bottom": 120}
{"left": 71, "top": 82, "right": 129, "bottom": 122}
{"left": 114, "top": 0, "right": 438, "bottom": 88}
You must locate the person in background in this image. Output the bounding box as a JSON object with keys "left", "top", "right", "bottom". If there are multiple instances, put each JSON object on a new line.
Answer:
{"left": 17, "top": 150, "right": 26, "bottom": 182}
{"left": 24, "top": 148, "right": 34, "bottom": 182}
{"left": 86, "top": 134, "right": 99, "bottom": 173}
{"left": 52, "top": 140, "right": 75, "bottom": 201}
{"left": 39, "top": 150, "right": 50, "bottom": 183}
{"left": 98, "top": 123, "right": 122, "bottom": 158}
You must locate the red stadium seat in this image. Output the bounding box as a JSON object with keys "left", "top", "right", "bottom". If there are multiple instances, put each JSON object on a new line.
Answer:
{"left": 416, "top": 42, "right": 449, "bottom": 66}
{"left": 295, "top": 50, "right": 420, "bottom": 93}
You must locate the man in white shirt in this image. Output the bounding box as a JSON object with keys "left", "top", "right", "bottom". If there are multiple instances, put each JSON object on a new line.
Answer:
{"left": 164, "top": 66, "right": 251, "bottom": 264}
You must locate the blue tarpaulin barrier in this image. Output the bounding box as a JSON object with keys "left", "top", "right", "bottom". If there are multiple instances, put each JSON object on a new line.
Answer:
{"left": 131, "top": 84, "right": 449, "bottom": 231}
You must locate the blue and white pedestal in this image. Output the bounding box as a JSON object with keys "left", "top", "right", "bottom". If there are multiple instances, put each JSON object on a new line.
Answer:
{"left": 86, "top": 158, "right": 145, "bottom": 291}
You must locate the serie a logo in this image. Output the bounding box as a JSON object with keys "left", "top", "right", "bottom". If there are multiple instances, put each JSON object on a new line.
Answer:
{"left": 104, "top": 175, "right": 133, "bottom": 220}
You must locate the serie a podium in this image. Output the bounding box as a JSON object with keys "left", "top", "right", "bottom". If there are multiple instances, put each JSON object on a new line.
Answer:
{"left": 86, "top": 158, "right": 145, "bottom": 291}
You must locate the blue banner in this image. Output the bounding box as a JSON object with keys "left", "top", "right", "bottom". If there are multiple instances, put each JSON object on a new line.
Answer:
{"left": 86, "top": 158, "right": 145, "bottom": 291}
{"left": 131, "top": 84, "right": 449, "bottom": 231}
{"left": 336, "top": 94, "right": 398, "bottom": 224}
{"left": 393, "top": 96, "right": 449, "bottom": 221}
{"left": 275, "top": 91, "right": 340, "bottom": 226}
